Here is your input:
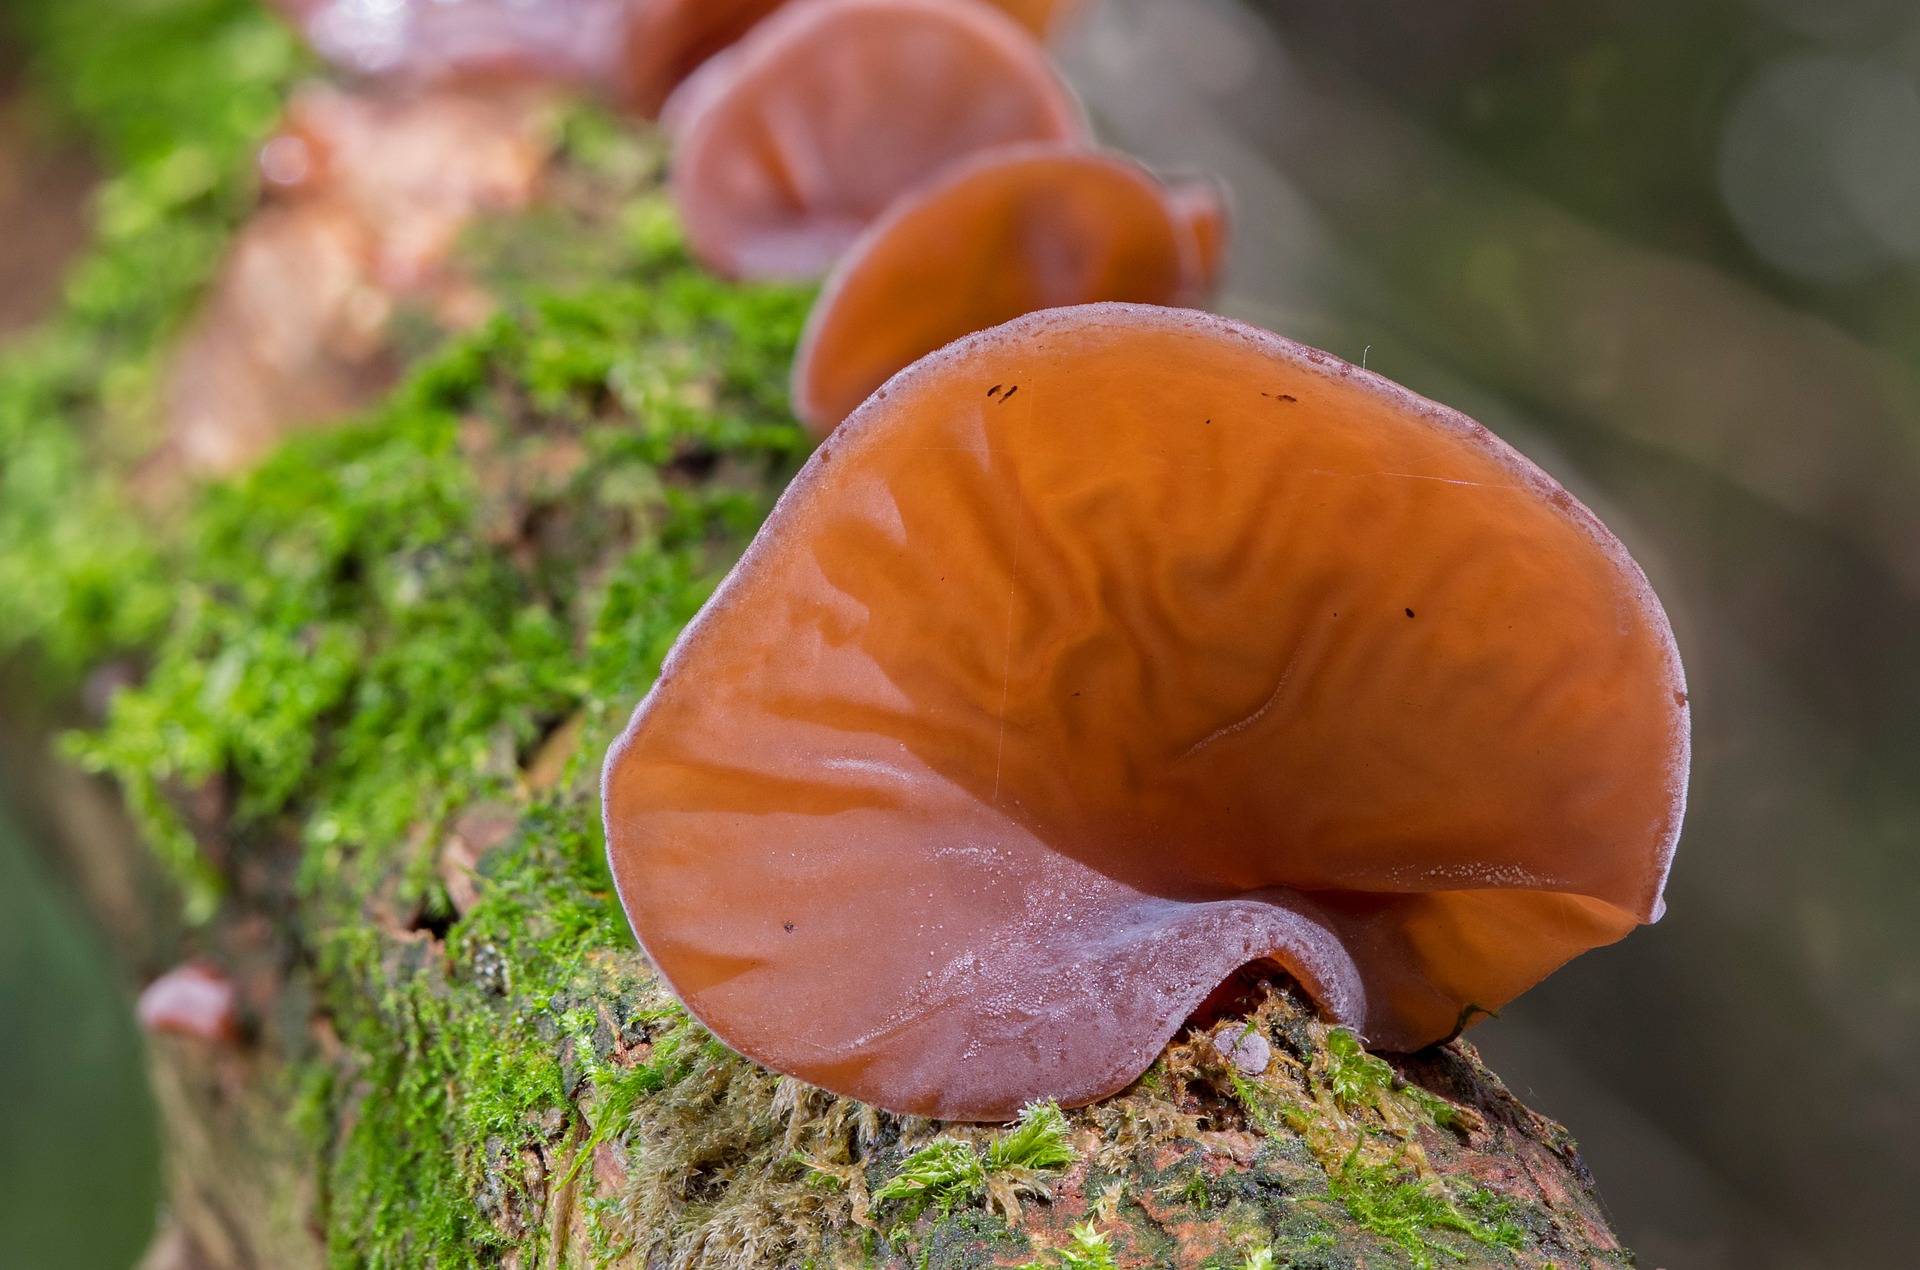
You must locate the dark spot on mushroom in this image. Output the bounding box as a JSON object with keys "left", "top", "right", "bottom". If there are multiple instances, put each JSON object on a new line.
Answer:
{"left": 1280, "top": 394, "right": 1297, "bottom": 402}
{"left": 784, "top": 922, "right": 796, "bottom": 932}
{"left": 1000, "top": 385, "right": 1019, "bottom": 402}
{"left": 988, "top": 384, "right": 1003, "bottom": 397}
{"left": 1675, "top": 690, "right": 1688, "bottom": 707}
{"left": 1406, "top": 608, "right": 1416, "bottom": 618}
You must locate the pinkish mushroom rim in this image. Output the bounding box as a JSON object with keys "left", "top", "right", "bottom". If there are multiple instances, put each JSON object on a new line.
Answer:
{"left": 660, "top": 0, "right": 1088, "bottom": 159}
{"left": 604, "top": 302, "right": 1691, "bottom": 1058}
{"left": 789, "top": 142, "right": 1211, "bottom": 431}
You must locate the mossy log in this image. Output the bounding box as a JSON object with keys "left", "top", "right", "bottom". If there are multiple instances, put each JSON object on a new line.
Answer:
{"left": 0, "top": 5, "right": 1638, "bottom": 1267}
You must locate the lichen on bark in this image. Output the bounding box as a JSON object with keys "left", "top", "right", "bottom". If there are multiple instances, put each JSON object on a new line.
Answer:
{"left": 1, "top": 3, "right": 1640, "bottom": 1267}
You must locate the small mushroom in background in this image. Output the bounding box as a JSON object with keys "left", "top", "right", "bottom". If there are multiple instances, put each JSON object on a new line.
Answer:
{"left": 980, "top": 0, "right": 1089, "bottom": 39}
{"left": 619, "top": 0, "right": 794, "bottom": 119}
{"left": 155, "top": 83, "right": 551, "bottom": 479}
{"left": 1164, "top": 174, "right": 1231, "bottom": 296}
{"left": 602, "top": 303, "right": 1689, "bottom": 1122}
{"left": 271, "top": 0, "right": 634, "bottom": 92}
{"left": 790, "top": 143, "right": 1227, "bottom": 434}
{"left": 662, "top": 0, "right": 1086, "bottom": 281}
{"left": 137, "top": 964, "right": 242, "bottom": 1045}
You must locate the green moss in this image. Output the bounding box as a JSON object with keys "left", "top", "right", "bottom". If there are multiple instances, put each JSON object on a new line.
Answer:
{"left": 0, "top": 0, "right": 307, "bottom": 685}
{"left": 1327, "top": 1147, "right": 1522, "bottom": 1269}
{"left": 874, "top": 1102, "right": 1075, "bottom": 1228}
{"left": 1017, "top": 1222, "right": 1118, "bottom": 1270}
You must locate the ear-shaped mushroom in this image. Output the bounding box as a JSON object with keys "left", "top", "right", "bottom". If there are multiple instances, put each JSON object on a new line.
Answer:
{"left": 663, "top": 0, "right": 1086, "bottom": 280}
{"left": 137, "top": 964, "right": 242, "bottom": 1045}
{"left": 790, "top": 143, "right": 1221, "bottom": 435}
{"left": 619, "top": 0, "right": 792, "bottom": 118}
{"left": 278, "top": 0, "right": 630, "bottom": 88}
{"left": 603, "top": 303, "right": 1689, "bottom": 1122}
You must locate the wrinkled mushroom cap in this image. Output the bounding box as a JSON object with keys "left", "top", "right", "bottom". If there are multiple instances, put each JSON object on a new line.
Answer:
{"left": 664, "top": 0, "right": 1085, "bottom": 280}
{"left": 604, "top": 305, "right": 1689, "bottom": 1121}
{"left": 791, "top": 143, "right": 1211, "bottom": 434}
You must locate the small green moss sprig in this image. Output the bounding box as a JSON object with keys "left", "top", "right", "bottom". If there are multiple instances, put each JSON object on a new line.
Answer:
{"left": 873, "top": 1101, "right": 1076, "bottom": 1228}
{"left": 1328, "top": 1145, "right": 1522, "bottom": 1268}
{"left": 1016, "top": 1221, "right": 1118, "bottom": 1270}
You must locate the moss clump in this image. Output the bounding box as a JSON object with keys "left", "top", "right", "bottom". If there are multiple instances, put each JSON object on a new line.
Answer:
{"left": 0, "top": 0, "right": 306, "bottom": 683}
{"left": 71, "top": 166, "right": 813, "bottom": 1259}
{"left": 872, "top": 1102, "right": 1076, "bottom": 1228}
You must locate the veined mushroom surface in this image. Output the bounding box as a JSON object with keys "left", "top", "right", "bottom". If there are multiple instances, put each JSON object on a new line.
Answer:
{"left": 792, "top": 143, "right": 1227, "bottom": 434}
{"left": 603, "top": 304, "right": 1690, "bottom": 1122}
{"left": 663, "top": 0, "right": 1086, "bottom": 280}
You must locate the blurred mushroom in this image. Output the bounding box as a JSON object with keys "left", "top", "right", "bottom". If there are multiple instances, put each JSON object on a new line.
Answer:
{"left": 137, "top": 964, "right": 242, "bottom": 1045}
{"left": 790, "top": 143, "right": 1222, "bottom": 434}
{"left": 663, "top": 0, "right": 1086, "bottom": 280}
{"left": 981, "top": 0, "right": 1089, "bottom": 39}
{"left": 1165, "top": 174, "right": 1231, "bottom": 294}
{"left": 619, "top": 0, "right": 793, "bottom": 118}
{"left": 157, "top": 84, "right": 551, "bottom": 478}
{"left": 273, "top": 0, "right": 632, "bottom": 91}
{"left": 603, "top": 303, "right": 1688, "bottom": 1121}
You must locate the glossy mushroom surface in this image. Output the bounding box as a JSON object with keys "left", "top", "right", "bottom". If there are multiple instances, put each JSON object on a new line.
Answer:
{"left": 664, "top": 0, "right": 1085, "bottom": 280}
{"left": 605, "top": 304, "right": 1688, "bottom": 1122}
{"left": 791, "top": 144, "right": 1211, "bottom": 434}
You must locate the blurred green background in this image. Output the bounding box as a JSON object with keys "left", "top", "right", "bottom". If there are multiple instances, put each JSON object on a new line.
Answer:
{"left": 0, "top": 810, "right": 161, "bottom": 1270}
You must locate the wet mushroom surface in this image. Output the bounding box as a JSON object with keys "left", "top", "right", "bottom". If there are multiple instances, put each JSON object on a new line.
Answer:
{"left": 663, "top": 0, "right": 1086, "bottom": 280}
{"left": 791, "top": 143, "right": 1219, "bottom": 434}
{"left": 604, "top": 303, "right": 1690, "bottom": 1122}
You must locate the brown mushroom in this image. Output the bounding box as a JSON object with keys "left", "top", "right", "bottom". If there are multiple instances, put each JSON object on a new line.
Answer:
{"left": 137, "top": 964, "right": 242, "bottom": 1045}
{"left": 980, "top": 0, "right": 1088, "bottom": 39}
{"left": 1166, "top": 175, "right": 1231, "bottom": 295}
{"left": 156, "top": 84, "right": 550, "bottom": 478}
{"left": 602, "top": 303, "right": 1688, "bottom": 1122}
{"left": 663, "top": 0, "right": 1086, "bottom": 281}
{"left": 277, "top": 0, "right": 631, "bottom": 89}
{"left": 790, "top": 143, "right": 1222, "bottom": 435}
{"left": 619, "top": 0, "right": 793, "bottom": 118}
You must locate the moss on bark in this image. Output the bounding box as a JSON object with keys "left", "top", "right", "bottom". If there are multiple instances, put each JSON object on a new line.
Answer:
{"left": 1, "top": 4, "right": 1639, "bottom": 1267}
